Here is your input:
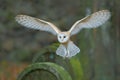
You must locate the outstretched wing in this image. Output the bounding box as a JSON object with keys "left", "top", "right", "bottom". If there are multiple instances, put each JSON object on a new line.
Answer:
{"left": 56, "top": 44, "right": 67, "bottom": 57}
{"left": 67, "top": 41, "right": 80, "bottom": 58}
{"left": 69, "top": 10, "right": 111, "bottom": 36}
{"left": 15, "top": 15, "right": 61, "bottom": 35}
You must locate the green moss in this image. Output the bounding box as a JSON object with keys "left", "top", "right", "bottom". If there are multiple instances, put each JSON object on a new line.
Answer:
{"left": 17, "top": 62, "right": 72, "bottom": 80}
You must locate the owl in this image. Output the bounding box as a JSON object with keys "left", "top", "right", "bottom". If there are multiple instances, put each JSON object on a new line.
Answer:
{"left": 15, "top": 10, "right": 111, "bottom": 58}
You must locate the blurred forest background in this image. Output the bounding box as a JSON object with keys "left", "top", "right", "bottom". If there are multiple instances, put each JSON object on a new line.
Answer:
{"left": 0, "top": 0, "right": 120, "bottom": 80}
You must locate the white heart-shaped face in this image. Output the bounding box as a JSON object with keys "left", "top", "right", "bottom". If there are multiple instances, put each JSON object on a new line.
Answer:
{"left": 57, "top": 32, "right": 70, "bottom": 43}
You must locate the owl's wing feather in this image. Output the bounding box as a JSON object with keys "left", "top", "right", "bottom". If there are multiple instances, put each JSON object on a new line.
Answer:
{"left": 15, "top": 15, "right": 61, "bottom": 35}
{"left": 67, "top": 41, "right": 80, "bottom": 58}
{"left": 56, "top": 44, "right": 67, "bottom": 57}
{"left": 69, "top": 10, "right": 111, "bottom": 36}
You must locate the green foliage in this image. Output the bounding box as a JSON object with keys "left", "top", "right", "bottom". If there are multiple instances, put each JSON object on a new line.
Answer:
{"left": 70, "top": 58, "right": 83, "bottom": 80}
{"left": 32, "top": 43, "right": 59, "bottom": 63}
{"left": 47, "top": 43, "right": 60, "bottom": 52}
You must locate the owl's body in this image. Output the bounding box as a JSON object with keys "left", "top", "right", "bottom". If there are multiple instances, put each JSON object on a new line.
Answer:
{"left": 15, "top": 10, "right": 111, "bottom": 58}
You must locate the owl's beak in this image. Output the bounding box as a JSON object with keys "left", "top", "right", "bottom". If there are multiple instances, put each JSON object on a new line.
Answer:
{"left": 61, "top": 39, "right": 64, "bottom": 41}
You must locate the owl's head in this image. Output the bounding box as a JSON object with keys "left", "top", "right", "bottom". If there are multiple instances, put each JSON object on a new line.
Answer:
{"left": 57, "top": 32, "right": 70, "bottom": 43}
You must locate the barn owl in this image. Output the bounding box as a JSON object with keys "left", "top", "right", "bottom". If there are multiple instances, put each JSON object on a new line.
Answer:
{"left": 15, "top": 10, "right": 111, "bottom": 58}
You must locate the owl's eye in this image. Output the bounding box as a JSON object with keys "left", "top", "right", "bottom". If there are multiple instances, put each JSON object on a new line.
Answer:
{"left": 59, "top": 36, "right": 61, "bottom": 38}
{"left": 63, "top": 36, "right": 66, "bottom": 38}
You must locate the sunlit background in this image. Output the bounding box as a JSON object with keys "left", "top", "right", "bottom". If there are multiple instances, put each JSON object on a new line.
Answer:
{"left": 0, "top": 0, "right": 120, "bottom": 80}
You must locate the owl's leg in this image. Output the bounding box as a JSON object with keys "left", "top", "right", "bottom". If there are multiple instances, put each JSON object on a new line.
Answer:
{"left": 63, "top": 47, "right": 68, "bottom": 58}
{"left": 62, "top": 43, "right": 70, "bottom": 58}
{"left": 65, "top": 50, "right": 70, "bottom": 58}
